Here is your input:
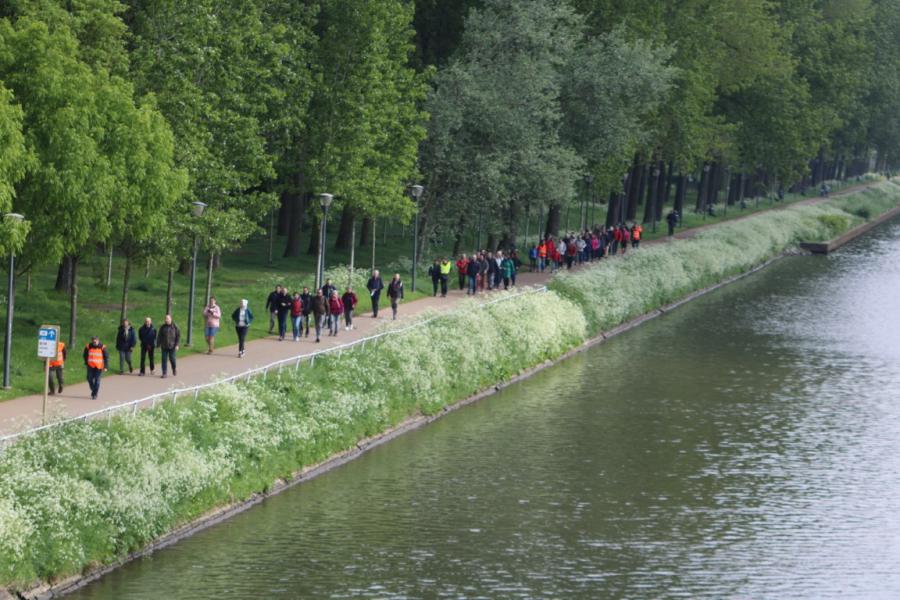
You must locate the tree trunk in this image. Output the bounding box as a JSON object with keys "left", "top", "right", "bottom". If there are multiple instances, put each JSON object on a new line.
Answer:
{"left": 486, "top": 232, "right": 497, "bottom": 252}
{"left": 106, "top": 246, "right": 113, "bottom": 289}
{"left": 165, "top": 269, "right": 174, "bottom": 316}
{"left": 545, "top": 205, "right": 561, "bottom": 237}
{"left": 307, "top": 214, "right": 319, "bottom": 255}
{"left": 120, "top": 255, "right": 132, "bottom": 322}
{"left": 205, "top": 252, "right": 214, "bottom": 306}
{"left": 277, "top": 190, "right": 291, "bottom": 236}
{"left": 55, "top": 256, "right": 72, "bottom": 293}
{"left": 68, "top": 256, "right": 79, "bottom": 349}
{"left": 605, "top": 191, "right": 618, "bottom": 227}
{"left": 642, "top": 162, "right": 659, "bottom": 224}
{"left": 626, "top": 161, "right": 644, "bottom": 221}
{"left": 334, "top": 204, "right": 355, "bottom": 250}
{"left": 178, "top": 257, "right": 190, "bottom": 276}
{"left": 674, "top": 175, "right": 685, "bottom": 216}
{"left": 359, "top": 216, "right": 372, "bottom": 248}
{"left": 283, "top": 190, "right": 307, "bottom": 258}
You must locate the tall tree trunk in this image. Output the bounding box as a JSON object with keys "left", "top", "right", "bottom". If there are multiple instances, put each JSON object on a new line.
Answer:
{"left": 626, "top": 161, "right": 644, "bottom": 221}
{"left": 106, "top": 246, "right": 113, "bottom": 289}
{"left": 120, "top": 255, "right": 132, "bottom": 322}
{"left": 674, "top": 175, "right": 686, "bottom": 217}
{"left": 277, "top": 191, "right": 291, "bottom": 236}
{"left": 605, "top": 191, "right": 618, "bottom": 227}
{"left": 661, "top": 161, "right": 674, "bottom": 215}
{"left": 359, "top": 216, "right": 372, "bottom": 247}
{"left": 307, "top": 214, "right": 319, "bottom": 256}
{"left": 205, "top": 252, "right": 214, "bottom": 306}
{"left": 283, "top": 190, "right": 307, "bottom": 258}
{"left": 55, "top": 256, "right": 72, "bottom": 293}
{"left": 642, "top": 161, "right": 659, "bottom": 224}
{"left": 486, "top": 232, "right": 496, "bottom": 252}
{"left": 165, "top": 269, "right": 174, "bottom": 316}
{"left": 68, "top": 256, "right": 79, "bottom": 349}
{"left": 545, "top": 205, "right": 561, "bottom": 237}
{"left": 334, "top": 204, "right": 355, "bottom": 250}
{"left": 710, "top": 162, "right": 723, "bottom": 206}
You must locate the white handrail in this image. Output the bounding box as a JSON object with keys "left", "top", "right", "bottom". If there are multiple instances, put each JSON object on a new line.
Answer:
{"left": 0, "top": 286, "right": 547, "bottom": 448}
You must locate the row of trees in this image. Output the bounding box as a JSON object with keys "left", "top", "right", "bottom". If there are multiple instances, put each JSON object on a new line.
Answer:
{"left": 0, "top": 0, "right": 426, "bottom": 345}
{"left": 416, "top": 0, "right": 900, "bottom": 252}
{"left": 1, "top": 0, "right": 899, "bottom": 342}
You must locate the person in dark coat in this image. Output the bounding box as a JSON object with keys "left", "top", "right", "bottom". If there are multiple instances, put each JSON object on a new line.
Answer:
{"left": 138, "top": 317, "right": 156, "bottom": 376}
{"left": 276, "top": 287, "right": 292, "bottom": 341}
{"left": 156, "top": 314, "right": 180, "bottom": 379}
{"left": 341, "top": 287, "right": 358, "bottom": 331}
{"left": 666, "top": 210, "right": 678, "bottom": 236}
{"left": 115, "top": 319, "right": 137, "bottom": 374}
{"left": 387, "top": 273, "right": 404, "bottom": 320}
{"left": 300, "top": 287, "right": 312, "bottom": 337}
{"left": 265, "top": 285, "right": 281, "bottom": 334}
{"left": 231, "top": 299, "right": 253, "bottom": 358}
{"left": 366, "top": 269, "right": 385, "bottom": 318}
{"left": 428, "top": 260, "right": 441, "bottom": 296}
{"left": 466, "top": 256, "right": 481, "bottom": 295}
{"left": 310, "top": 288, "right": 327, "bottom": 342}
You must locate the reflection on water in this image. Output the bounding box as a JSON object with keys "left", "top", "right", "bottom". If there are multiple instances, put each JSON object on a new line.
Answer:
{"left": 73, "top": 220, "right": 900, "bottom": 599}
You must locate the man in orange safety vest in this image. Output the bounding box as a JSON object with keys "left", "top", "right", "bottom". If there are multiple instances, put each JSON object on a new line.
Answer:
{"left": 48, "top": 340, "right": 66, "bottom": 396}
{"left": 83, "top": 336, "right": 109, "bottom": 400}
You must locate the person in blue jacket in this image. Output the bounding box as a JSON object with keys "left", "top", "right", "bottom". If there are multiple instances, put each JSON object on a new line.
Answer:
{"left": 232, "top": 299, "right": 254, "bottom": 358}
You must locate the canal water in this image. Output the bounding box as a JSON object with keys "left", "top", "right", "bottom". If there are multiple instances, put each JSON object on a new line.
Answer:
{"left": 73, "top": 220, "right": 900, "bottom": 599}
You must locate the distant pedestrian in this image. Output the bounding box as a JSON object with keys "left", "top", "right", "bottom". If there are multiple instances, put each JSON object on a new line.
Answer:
{"left": 138, "top": 317, "right": 156, "bottom": 376}
{"left": 528, "top": 245, "right": 538, "bottom": 271}
{"left": 232, "top": 299, "right": 253, "bottom": 358}
{"left": 429, "top": 259, "right": 441, "bottom": 296}
{"left": 439, "top": 257, "right": 452, "bottom": 297}
{"left": 321, "top": 278, "right": 336, "bottom": 302}
{"left": 327, "top": 290, "right": 343, "bottom": 336}
{"left": 203, "top": 297, "right": 222, "bottom": 354}
{"left": 310, "top": 288, "right": 326, "bottom": 342}
{"left": 157, "top": 314, "right": 180, "bottom": 379}
{"left": 500, "top": 255, "right": 514, "bottom": 290}
{"left": 290, "top": 291, "right": 303, "bottom": 341}
{"left": 83, "top": 335, "right": 108, "bottom": 400}
{"left": 265, "top": 285, "right": 281, "bottom": 333}
{"left": 631, "top": 223, "right": 642, "bottom": 249}
{"left": 387, "top": 273, "right": 404, "bottom": 320}
{"left": 47, "top": 338, "right": 66, "bottom": 395}
{"left": 276, "top": 287, "right": 291, "bottom": 341}
{"left": 341, "top": 287, "right": 358, "bottom": 331}
{"left": 466, "top": 256, "right": 480, "bottom": 295}
{"left": 456, "top": 254, "right": 469, "bottom": 290}
{"left": 300, "top": 287, "right": 312, "bottom": 337}
{"left": 115, "top": 319, "right": 136, "bottom": 373}
{"left": 666, "top": 210, "right": 677, "bottom": 236}
{"left": 366, "top": 269, "right": 384, "bottom": 318}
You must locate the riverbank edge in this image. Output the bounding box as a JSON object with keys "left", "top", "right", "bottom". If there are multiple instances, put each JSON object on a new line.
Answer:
{"left": 800, "top": 203, "right": 900, "bottom": 253}
{"left": 10, "top": 249, "right": 795, "bottom": 600}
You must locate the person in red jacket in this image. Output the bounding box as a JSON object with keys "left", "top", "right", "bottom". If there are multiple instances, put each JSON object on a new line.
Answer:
{"left": 341, "top": 287, "right": 358, "bottom": 331}
{"left": 290, "top": 291, "right": 303, "bottom": 341}
{"left": 327, "top": 290, "right": 344, "bottom": 336}
{"left": 455, "top": 254, "right": 469, "bottom": 290}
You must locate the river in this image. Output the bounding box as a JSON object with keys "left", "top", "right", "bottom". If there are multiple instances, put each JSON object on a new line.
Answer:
{"left": 72, "top": 219, "right": 900, "bottom": 599}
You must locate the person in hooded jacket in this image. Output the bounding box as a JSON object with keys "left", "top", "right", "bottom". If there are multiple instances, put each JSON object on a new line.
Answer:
{"left": 232, "top": 299, "right": 253, "bottom": 358}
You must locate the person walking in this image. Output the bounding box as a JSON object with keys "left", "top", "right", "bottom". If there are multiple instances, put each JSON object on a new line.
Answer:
{"left": 47, "top": 338, "right": 66, "bottom": 395}
{"left": 439, "top": 257, "right": 452, "bottom": 297}
{"left": 501, "top": 254, "right": 514, "bottom": 290}
{"left": 83, "top": 336, "right": 108, "bottom": 400}
{"left": 387, "top": 273, "right": 404, "bottom": 320}
{"left": 456, "top": 254, "right": 469, "bottom": 290}
{"left": 115, "top": 319, "right": 136, "bottom": 374}
{"left": 666, "top": 210, "right": 678, "bottom": 236}
{"left": 138, "top": 317, "right": 156, "bottom": 376}
{"left": 428, "top": 260, "right": 441, "bottom": 296}
{"left": 232, "top": 299, "right": 253, "bottom": 358}
{"left": 157, "top": 314, "right": 180, "bottom": 379}
{"left": 466, "top": 256, "right": 480, "bottom": 295}
{"left": 290, "top": 291, "right": 303, "bottom": 341}
{"left": 321, "top": 278, "right": 336, "bottom": 302}
{"left": 265, "top": 285, "right": 281, "bottom": 334}
{"left": 310, "top": 288, "right": 326, "bottom": 342}
{"left": 300, "top": 287, "right": 312, "bottom": 337}
{"left": 478, "top": 253, "right": 490, "bottom": 291}
{"left": 631, "top": 223, "right": 642, "bottom": 249}
{"left": 203, "top": 297, "right": 222, "bottom": 354}
{"left": 366, "top": 270, "right": 384, "bottom": 318}
{"left": 327, "top": 290, "right": 344, "bottom": 336}
{"left": 276, "top": 287, "right": 291, "bottom": 341}
{"left": 341, "top": 287, "right": 358, "bottom": 331}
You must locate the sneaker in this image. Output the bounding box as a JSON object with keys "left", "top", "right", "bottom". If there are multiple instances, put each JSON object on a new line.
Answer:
{"left": 91, "top": 394, "right": 97, "bottom": 400}
{"left": 161, "top": 374, "right": 167, "bottom": 379}
{"left": 139, "top": 372, "right": 144, "bottom": 377}
{"left": 315, "top": 338, "right": 320, "bottom": 343}
{"left": 48, "top": 391, "right": 55, "bottom": 396}
{"left": 173, "top": 369, "right": 177, "bottom": 376}
{"left": 58, "top": 387, "right": 63, "bottom": 394}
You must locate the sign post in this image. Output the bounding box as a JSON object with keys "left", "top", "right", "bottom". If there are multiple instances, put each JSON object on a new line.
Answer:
{"left": 37, "top": 325, "right": 59, "bottom": 426}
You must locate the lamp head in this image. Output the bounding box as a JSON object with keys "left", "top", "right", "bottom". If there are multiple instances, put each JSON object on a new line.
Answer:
{"left": 4, "top": 213, "right": 24, "bottom": 222}
{"left": 410, "top": 184, "right": 424, "bottom": 200}
{"left": 190, "top": 201, "right": 207, "bottom": 218}
{"left": 319, "top": 193, "right": 334, "bottom": 209}
{"left": 584, "top": 174, "right": 594, "bottom": 184}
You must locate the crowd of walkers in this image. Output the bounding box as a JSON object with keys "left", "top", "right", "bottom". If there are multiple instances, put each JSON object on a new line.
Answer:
{"left": 57, "top": 220, "right": 663, "bottom": 401}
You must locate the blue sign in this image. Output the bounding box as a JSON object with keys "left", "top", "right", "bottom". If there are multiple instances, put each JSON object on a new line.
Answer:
{"left": 38, "top": 325, "right": 60, "bottom": 359}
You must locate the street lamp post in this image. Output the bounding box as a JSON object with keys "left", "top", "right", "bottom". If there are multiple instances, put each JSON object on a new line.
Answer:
{"left": 3, "top": 213, "right": 25, "bottom": 389}
{"left": 409, "top": 184, "right": 424, "bottom": 292}
{"left": 185, "top": 201, "right": 207, "bottom": 347}
{"left": 316, "top": 193, "right": 333, "bottom": 290}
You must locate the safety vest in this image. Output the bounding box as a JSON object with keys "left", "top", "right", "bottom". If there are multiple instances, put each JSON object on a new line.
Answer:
{"left": 538, "top": 243, "right": 547, "bottom": 258}
{"left": 85, "top": 344, "right": 106, "bottom": 370}
{"left": 49, "top": 342, "right": 66, "bottom": 368}
{"left": 632, "top": 226, "right": 642, "bottom": 241}
{"left": 440, "top": 261, "right": 452, "bottom": 275}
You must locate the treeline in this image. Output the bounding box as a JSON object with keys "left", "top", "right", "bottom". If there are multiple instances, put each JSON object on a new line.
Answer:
{"left": 1, "top": 0, "right": 899, "bottom": 339}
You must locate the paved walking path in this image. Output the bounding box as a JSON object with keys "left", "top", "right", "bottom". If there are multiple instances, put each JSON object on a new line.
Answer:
{"left": 0, "top": 179, "right": 883, "bottom": 436}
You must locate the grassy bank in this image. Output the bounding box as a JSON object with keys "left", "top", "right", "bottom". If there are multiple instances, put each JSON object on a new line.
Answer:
{"left": 1, "top": 180, "right": 899, "bottom": 591}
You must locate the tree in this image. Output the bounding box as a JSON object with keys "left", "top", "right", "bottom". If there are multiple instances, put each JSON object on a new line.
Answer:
{"left": 0, "top": 83, "right": 26, "bottom": 253}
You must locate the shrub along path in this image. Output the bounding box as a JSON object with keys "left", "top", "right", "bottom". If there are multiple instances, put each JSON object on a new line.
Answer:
{"left": 0, "top": 179, "right": 883, "bottom": 436}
